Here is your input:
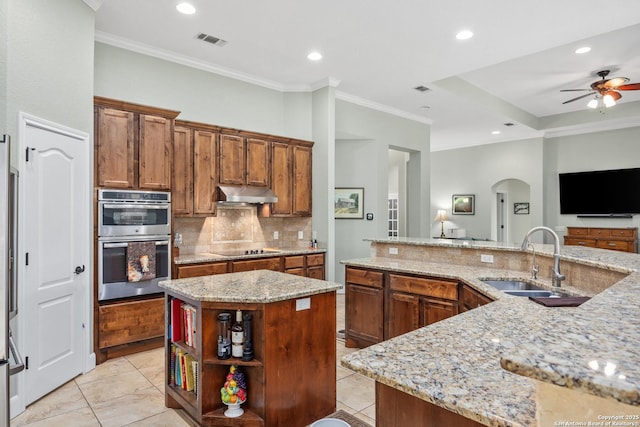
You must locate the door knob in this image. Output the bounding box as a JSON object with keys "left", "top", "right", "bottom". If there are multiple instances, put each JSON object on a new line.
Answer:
{"left": 74, "top": 265, "right": 85, "bottom": 275}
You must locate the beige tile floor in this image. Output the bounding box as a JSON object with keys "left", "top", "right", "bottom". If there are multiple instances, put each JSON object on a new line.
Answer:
{"left": 10, "top": 293, "right": 376, "bottom": 427}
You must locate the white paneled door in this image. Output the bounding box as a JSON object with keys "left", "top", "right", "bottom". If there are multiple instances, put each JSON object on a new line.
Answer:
{"left": 21, "top": 114, "right": 89, "bottom": 405}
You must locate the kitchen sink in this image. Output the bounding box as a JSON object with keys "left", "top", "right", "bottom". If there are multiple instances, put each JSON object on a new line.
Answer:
{"left": 481, "top": 279, "right": 562, "bottom": 298}
{"left": 481, "top": 280, "right": 546, "bottom": 291}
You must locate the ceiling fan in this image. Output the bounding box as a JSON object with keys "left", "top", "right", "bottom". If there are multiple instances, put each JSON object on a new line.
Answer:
{"left": 561, "top": 70, "right": 640, "bottom": 108}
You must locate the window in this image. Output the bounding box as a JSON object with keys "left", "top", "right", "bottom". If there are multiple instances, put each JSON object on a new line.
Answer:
{"left": 388, "top": 193, "right": 398, "bottom": 238}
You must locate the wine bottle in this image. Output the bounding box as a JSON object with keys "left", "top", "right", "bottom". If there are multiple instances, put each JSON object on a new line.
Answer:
{"left": 231, "top": 310, "right": 244, "bottom": 358}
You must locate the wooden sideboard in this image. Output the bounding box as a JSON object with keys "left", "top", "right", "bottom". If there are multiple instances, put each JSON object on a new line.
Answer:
{"left": 564, "top": 227, "right": 638, "bottom": 253}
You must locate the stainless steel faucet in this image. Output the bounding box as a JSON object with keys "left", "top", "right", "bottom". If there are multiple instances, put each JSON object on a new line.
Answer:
{"left": 527, "top": 242, "right": 539, "bottom": 279}
{"left": 521, "top": 226, "right": 565, "bottom": 287}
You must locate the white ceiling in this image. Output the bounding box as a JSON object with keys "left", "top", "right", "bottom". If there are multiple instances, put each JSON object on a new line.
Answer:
{"left": 94, "top": 0, "right": 640, "bottom": 151}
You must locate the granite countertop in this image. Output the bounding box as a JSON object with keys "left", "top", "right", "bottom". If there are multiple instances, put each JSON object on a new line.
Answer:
{"left": 159, "top": 269, "right": 341, "bottom": 303}
{"left": 174, "top": 247, "right": 326, "bottom": 265}
{"left": 341, "top": 241, "right": 640, "bottom": 427}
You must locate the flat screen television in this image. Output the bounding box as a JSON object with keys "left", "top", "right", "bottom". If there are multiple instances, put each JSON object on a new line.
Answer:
{"left": 559, "top": 167, "right": 640, "bottom": 216}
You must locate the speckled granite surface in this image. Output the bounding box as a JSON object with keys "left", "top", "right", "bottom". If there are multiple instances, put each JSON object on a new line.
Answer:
{"left": 159, "top": 269, "right": 341, "bottom": 303}
{"left": 174, "top": 247, "right": 326, "bottom": 264}
{"left": 341, "top": 239, "right": 640, "bottom": 427}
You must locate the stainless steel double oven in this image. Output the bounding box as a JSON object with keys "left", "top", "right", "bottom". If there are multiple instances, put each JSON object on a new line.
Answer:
{"left": 97, "top": 189, "right": 171, "bottom": 301}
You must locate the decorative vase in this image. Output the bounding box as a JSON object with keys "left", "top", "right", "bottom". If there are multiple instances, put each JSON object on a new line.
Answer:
{"left": 224, "top": 400, "right": 245, "bottom": 418}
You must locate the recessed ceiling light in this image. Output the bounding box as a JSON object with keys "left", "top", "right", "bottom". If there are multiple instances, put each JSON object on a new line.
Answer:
{"left": 307, "top": 51, "right": 322, "bottom": 61}
{"left": 176, "top": 2, "right": 196, "bottom": 15}
{"left": 491, "top": 130, "right": 501, "bottom": 135}
{"left": 575, "top": 46, "right": 591, "bottom": 54}
{"left": 456, "top": 30, "right": 474, "bottom": 40}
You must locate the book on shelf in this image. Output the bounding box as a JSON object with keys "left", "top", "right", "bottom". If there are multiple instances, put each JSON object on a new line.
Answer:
{"left": 170, "top": 343, "right": 198, "bottom": 396}
{"left": 169, "top": 298, "right": 197, "bottom": 351}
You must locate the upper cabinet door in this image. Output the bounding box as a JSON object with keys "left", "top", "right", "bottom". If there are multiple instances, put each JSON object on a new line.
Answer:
{"left": 172, "top": 126, "right": 193, "bottom": 216}
{"left": 96, "top": 107, "right": 135, "bottom": 188}
{"left": 271, "top": 142, "right": 292, "bottom": 215}
{"left": 292, "top": 145, "right": 312, "bottom": 216}
{"left": 246, "top": 138, "right": 270, "bottom": 187}
{"left": 218, "top": 134, "right": 245, "bottom": 185}
{"left": 193, "top": 130, "right": 217, "bottom": 215}
{"left": 139, "top": 114, "right": 173, "bottom": 190}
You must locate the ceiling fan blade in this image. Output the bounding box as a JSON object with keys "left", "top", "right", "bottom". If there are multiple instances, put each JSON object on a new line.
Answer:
{"left": 560, "top": 89, "right": 591, "bottom": 92}
{"left": 616, "top": 83, "right": 640, "bottom": 91}
{"left": 603, "top": 77, "right": 629, "bottom": 88}
{"left": 562, "top": 92, "right": 596, "bottom": 104}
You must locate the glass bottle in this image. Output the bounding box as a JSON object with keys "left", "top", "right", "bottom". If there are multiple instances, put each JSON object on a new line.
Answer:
{"left": 217, "top": 313, "right": 231, "bottom": 360}
{"left": 231, "top": 310, "right": 244, "bottom": 358}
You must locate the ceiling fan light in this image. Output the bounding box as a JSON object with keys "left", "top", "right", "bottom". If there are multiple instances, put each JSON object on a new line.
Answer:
{"left": 603, "top": 93, "right": 616, "bottom": 108}
{"left": 587, "top": 98, "right": 599, "bottom": 109}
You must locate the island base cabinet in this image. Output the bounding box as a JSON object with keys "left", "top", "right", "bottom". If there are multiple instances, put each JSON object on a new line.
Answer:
{"left": 165, "top": 291, "right": 336, "bottom": 427}
{"left": 376, "top": 382, "right": 484, "bottom": 427}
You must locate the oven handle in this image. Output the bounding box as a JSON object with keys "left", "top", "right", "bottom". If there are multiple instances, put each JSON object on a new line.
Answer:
{"left": 101, "top": 203, "right": 170, "bottom": 210}
{"left": 103, "top": 240, "right": 170, "bottom": 248}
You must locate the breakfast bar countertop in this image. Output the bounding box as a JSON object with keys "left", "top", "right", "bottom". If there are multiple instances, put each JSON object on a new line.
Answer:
{"left": 341, "top": 239, "right": 640, "bottom": 427}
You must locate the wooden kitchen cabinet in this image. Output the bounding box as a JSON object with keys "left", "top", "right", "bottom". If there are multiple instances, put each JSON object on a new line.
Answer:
{"left": 175, "top": 261, "right": 228, "bottom": 279}
{"left": 231, "top": 257, "right": 282, "bottom": 273}
{"left": 306, "top": 253, "right": 325, "bottom": 279}
{"left": 94, "top": 97, "right": 179, "bottom": 190}
{"left": 564, "top": 226, "right": 637, "bottom": 253}
{"left": 345, "top": 267, "right": 384, "bottom": 348}
{"left": 388, "top": 274, "right": 458, "bottom": 339}
{"left": 219, "top": 134, "right": 269, "bottom": 187}
{"left": 173, "top": 120, "right": 219, "bottom": 217}
{"left": 271, "top": 141, "right": 313, "bottom": 217}
{"left": 459, "top": 284, "right": 493, "bottom": 313}
{"left": 292, "top": 144, "right": 312, "bottom": 216}
{"left": 97, "top": 296, "right": 165, "bottom": 363}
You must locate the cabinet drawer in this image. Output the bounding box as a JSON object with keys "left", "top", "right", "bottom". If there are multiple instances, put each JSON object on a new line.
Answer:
{"left": 232, "top": 257, "right": 281, "bottom": 272}
{"left": 389, "top": 274, "right": 458, "bottom": 300}
{"left": 285, "top": 255, "right": 305, "bottom": 269}
{"left": 346, "top": 267, "right": 383, "bottom": 288}
{"left": 610, "top": 228, "right": 635, "bottom": 237}
{"left": 589, "top": 228, "right": 611, "bottom": 238}
{"left": 567, "top": 227, "right": 589, "bottom": 236}
{"left": 596, "top": 240, "right": 633, "bottom": 252}
{"left": 564, "top": 237, "right": 596, "bottom": 247}
{"left": 307, "top": 253, "right": 324, "bottom": 266}
{"left": 177, "top": 262, "right": 228, "bottom": 278}
{"left": 99, "top": 297, "right": 164, "bottom": 348}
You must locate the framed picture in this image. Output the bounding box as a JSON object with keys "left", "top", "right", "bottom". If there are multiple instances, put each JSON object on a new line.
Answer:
{"left": 335, "top": 187, "right": 364, "bottom": 219}
{"left": 452, "top": 194, "right": 475, "bottom": 215}
{"left": 514, "top": 202, "right": 530, "bottom": 215}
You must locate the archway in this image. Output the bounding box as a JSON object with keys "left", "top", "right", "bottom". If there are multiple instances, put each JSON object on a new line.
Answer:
{"left": 491, "top": 178, "right": 531, "bottom": 243}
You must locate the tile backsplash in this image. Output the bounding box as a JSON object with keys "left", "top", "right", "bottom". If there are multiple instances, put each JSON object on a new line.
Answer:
{"left": 173, "top": 206, "right": 313, "bottom": 254}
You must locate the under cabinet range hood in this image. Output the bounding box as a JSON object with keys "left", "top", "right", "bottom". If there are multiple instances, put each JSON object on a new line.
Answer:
{"left": 217, "top": 185, "right": 278, "bottom": 205}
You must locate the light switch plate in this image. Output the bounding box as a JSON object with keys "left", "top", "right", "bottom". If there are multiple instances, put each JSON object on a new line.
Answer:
{"left": 274, "top": 231, "right": 279, "bottom": 239}
{"left": 480, "top": 254, "right": 494, "bottom": 263}
{"left": 298, "top": 230, "right": 304, "bottom": 239}
{"left": 389, "top": 247, "right": 398, "bottom": 255}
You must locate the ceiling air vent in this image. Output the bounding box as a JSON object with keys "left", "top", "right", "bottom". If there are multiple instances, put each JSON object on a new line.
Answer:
{"left": 413, "top": 85, "right": 431, "bottom": 92}
{"left": 196, "top": 33, "right": 228, "bottom": 47}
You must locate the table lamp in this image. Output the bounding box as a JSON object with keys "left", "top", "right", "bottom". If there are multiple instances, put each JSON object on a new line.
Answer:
{"left": 434, "top": 210, "right": 448, "bottom": 238}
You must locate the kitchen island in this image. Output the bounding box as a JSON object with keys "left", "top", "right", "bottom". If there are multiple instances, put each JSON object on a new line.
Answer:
{"left": 159, "top": 269, "right": 341, "bottom": 427}
{"left": 341, "top": 237, "right": 640, "bottom": 427}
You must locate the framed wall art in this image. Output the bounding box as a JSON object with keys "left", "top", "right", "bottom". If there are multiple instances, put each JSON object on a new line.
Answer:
{"left": 514, "top": 202, "right": 530, "bottom": 215}
{"left": 452, "top": 194, "right": 475, "bottom": 215}
{"left": 335, "top": 187, "right": 364, "bottom": 219}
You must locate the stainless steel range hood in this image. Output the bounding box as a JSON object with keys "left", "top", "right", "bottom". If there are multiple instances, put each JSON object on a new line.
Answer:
{"left": 217, "top": 185, "right": 278, "bottom": 205}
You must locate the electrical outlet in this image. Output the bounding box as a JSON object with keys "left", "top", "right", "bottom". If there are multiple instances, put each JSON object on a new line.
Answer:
{"left": 389, "top": 247, "right": 399, "bottom": 255}
{"left": 298, "top": 230, "right": 304, "bottom": 240}
{"left": 480, "top": 254, "right": 494, "bottom": 263}
{"left": 273, "top": 231, "right": 279, "bottom": 240}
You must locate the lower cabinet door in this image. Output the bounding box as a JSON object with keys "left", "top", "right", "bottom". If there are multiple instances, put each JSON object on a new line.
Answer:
{"left": 388, "top": 292, "right": 419, "bottom": 339}
{"left": 345, "top": 283, "right": 384, "bottom": 347}
{"left": 421, "top": 298, "right": 458, "bottom": 326}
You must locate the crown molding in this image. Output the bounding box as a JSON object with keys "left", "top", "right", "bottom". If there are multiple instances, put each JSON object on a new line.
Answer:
{"left": 83, "top": 0, "right": 103, "bottom": 11}
{"left": 542, "top": 115, "right": 640, "bottom": 139}
{"left": 335, "top": 91, "right": 432, "bottom": 125}
{"left": 95, "top": 31, "right": 289, "bottom": 92}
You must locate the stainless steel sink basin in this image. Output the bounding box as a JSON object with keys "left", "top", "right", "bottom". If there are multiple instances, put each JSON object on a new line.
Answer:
{"left": 482, "top": 280, "right": 546, "bottom": 291}
{"left": 503, "top": 290, "right": 560, "bottom": 298}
